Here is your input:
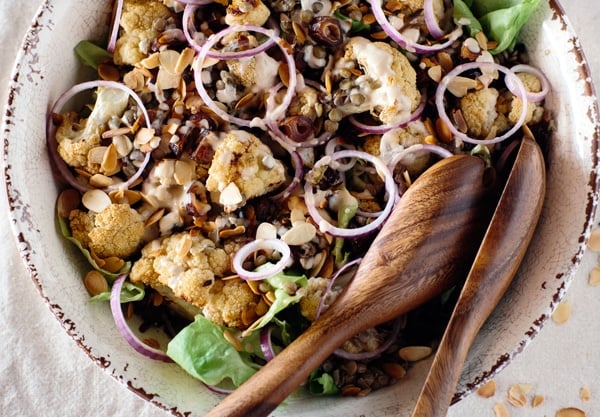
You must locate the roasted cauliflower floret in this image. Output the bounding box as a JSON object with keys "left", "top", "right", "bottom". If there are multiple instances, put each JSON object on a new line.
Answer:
{"left": 225, "top": 0, "right": 270, "bottom": 26}
{"left": 206, "top": 130, "right": 286, "bottom": 212}
{"left": 334, "top": 37, "right": 420, "bottom": 125}
{"left": 69, "top": 203, "right": 145, "bottom": 259}
{"left": 56, "top": 87, "right": 130, "bottom": 169}
{"left": 130, "top": 231, "right": 262, "bottom": 328}
{"left": 288, "top": 86, "right": 323, "bottom": 120}
{"left": 113, "top": 0, "right": 173, "bottom": 66}
{"left": 508, "top": 73, "right": 545, "bottom": 125}
{"left": 299, "top": 276, "right": 342, "bottom": 322}
{"left": 459, "top": 87, "right": 508, "bottom": 138}
{"left": 226, "top": 52, "right": 279, "bottom": 92}
{"left": 378, "top": 121, "right": 432, "bottom": 175}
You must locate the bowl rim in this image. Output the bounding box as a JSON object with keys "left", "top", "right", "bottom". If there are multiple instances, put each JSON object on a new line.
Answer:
{"left": 2, "top": 0, "right": 599, "bottom": 415}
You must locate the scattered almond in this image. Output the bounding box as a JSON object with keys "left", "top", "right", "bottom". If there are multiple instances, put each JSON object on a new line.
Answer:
{"left": 493, "top": 402, "right": 510, "bottom": 417}
{"left": 586, "top": 228, "right": 600, "bottom": 251}
{"left": 588, "top": 267, "right": 600, "bottom": 286}
{"left": 82, "top": 189, "right": 112, "bottom": 213}
{"left": 556, "top": 407, "right": 586, "bottom": 417}
{"left": 477, "top": 380, "right": 496, "bottom": 398}
{"left": 507, "top": 384, "right": 529, "bottom": 407}
{"left": 552, "top": 301, "right": 572, "bottom": 324}
{"left": 83, "top": 270, "right": 108, "bottom": 296}
{"left": 532, "top": 394, "right": 544, "bottom": 408}
{"left": 580, "top": 387, "right": 591, "bottom": 402}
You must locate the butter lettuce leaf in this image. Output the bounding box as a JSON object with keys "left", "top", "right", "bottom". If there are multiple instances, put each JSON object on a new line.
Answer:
{"left": 454, "top": 0, "right": 541, "bottom": 54}
{"left": 167, "top": 315, "right": 260, "bottom": 387}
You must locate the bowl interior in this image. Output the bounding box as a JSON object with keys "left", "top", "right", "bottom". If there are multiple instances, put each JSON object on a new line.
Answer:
{"left": 3, "top": 1, "right": 598, "bottom": 416}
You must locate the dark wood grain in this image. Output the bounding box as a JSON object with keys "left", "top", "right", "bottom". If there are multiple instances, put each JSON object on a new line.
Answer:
{"left": 410, "top": 135, "right": 546, "bottom": 417}
{"left": 205, "top": 154, "right": 496, "bottom": 417}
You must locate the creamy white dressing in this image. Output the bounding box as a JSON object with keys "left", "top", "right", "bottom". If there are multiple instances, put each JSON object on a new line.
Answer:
{"left": 300, "top": 0, "right": 332, "bottom": 17}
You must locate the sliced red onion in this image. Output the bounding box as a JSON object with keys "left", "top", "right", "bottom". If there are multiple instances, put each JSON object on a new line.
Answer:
{"left": 270, "top": 151, "right": 303, "bottom": 201}
{"left": 202, "top": 382, "right": 234, "bottom": 395}
{"left": 177, "top": 0, "right": 214, "bottom": 4}
{"left": 183, "top": 6, "right": 276, "bottom": 58}
{"left": 315, "top": 257, "right": 362, "bottom": 320}
{"left": 505, "top": 64, "right": 550, "bottom": 103}
{"left": 46, "top": 80, "right": 152, "bottom": 193}
{"left": 260, "top": 326, "right": 276, "bottom": 362}
{"left": 333, "top": 316, "right": 405, "bottom": 360}
{"left": 232, "top": 239, "right": 292, "bottom": 281}
{"left": 107, "top": 0, "right": 124, "bottom": 53}
{"left": 193, "top": 25, "right": 296, "bottom": 128}
{"left": 370, "top": 0, "right": 463, "bottom": 54}
{"left": 423, "top": 0, "right": 444, "bottom": 39}
{"left": 304, "top": 150, "right": 397, "bottom": 238}
{"left": 387, "top": 143, "right": 453, "bottom": 176}
{"left": 348, "top": 91, "right": 426, "bottom": 134}
{"left": 435, "top": 61, "right": 529, "bottom": 145}
{"left": 324, "top": 138, "right": 357, "bottom": 172}
{"left": 110, "top": 275, "right": 173, "bottom": 362}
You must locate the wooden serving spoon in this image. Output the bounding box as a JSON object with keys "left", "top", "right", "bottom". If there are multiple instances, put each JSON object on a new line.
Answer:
{"left": 205, "top": 152, "right": 498, "bottom": 417}
{"left": 409, "top": 134, "right": 546, "bottom": 417}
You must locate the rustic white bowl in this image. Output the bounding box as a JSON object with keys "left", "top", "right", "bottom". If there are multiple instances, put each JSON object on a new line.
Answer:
{"left": 3, "top": 0, "right": 599, "bottom": 415}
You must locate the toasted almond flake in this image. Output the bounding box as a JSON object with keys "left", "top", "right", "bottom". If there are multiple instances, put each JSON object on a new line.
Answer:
{"left": 282, "top": 222, "right": 317, "bottom": 246}
{"left": 493, "top": 402, "right": 510, "bottom": 417}
{"left": 587, "top": 229, "right": 600, "bottom": 251}
{"left": 447, "top": 76, "right": 479, "bottom": 97}
{"left": 103, "top": 256, "right": 125, "bottom": 273}
{"left": 256, "top": 298, "right": 269, "bottom": 316}
{"left": 174, "top": 160, "right": 195, "bottom": 185}
{"left": 292, "top": 21, "right": 306, "bottom": 44}
{"left": 134, "top": 127, "right": 157, "bottom": 146}
{"left": 176, "top": 47, "right": 195, "bottom": 74}
{"left": 57, "top": 189, "right": 81, "bottom": 218}
{"left": 552, "top": 301, "right": 572, "bottom": 324}
{"left": 177, "top": 234, "right": 193, "bottom": 258}
{"left": 84, "top": 270, "right": 109, "bottom": 296}
{"left": 278, "top": 63, "right": 290, "bottom": 88}
{"left": 589, "top": 267, "right": 600, "bottom": 286}
{"left": 398, "top": 346, "right": 432, "bottom": 362}
{"left": 241, "top": 308, "right": 257, "bottom": 327}
{"left": 88, "top": 146, "right": 108, "bottom": 165}
{"left": 113, "top": 135, "right": 133, "bottom": 157}
{"left": 145, "top": 208, "right": 166, "bottom": 227}
{"left": 427, "top": 65, "right": 443, "bottom": 82}
{"left": 220, "top": 182, "right": 243, "bottom": 207}
{"left": 475, "top": 31, "right": 488, "bottom": 50}
{"left": 507, "top": 384, "right": 529, "bottom": 407}
{"left": 477, "top": 380, "right": 496, "bottom": 398}
{"left": 556, "top": 407, "right": 586, "bottom": 417}
{"left": 290, "top": 208, "right": 306, "bottom": 225}
{"left": 247, "top": 279, "right": 262, "bottom": 295}
{"left": 580, "top": 387, "right": 591, "bottom": 402}
{"left": 219, "top": 225, "right": 246, "bottom": 239}
{"left": 532, "top": 394, "right": 544, "bottom": 408}
{"left": 102, "top": 127, "right": 131, "bottom": 139}
{"left": 264, "top": 290, "right": 276, "bottom": 305}
{"left": 82, "top": 189, "right": 112, "bottom": 213}
{"left": 382, "top": 362, "right": 406, "bottom": 379}
{"left": 140, "top": 52, "right": 161, "bottom": 69}
{"left": 101, "top": 143, "right": 120, "bottom": 175}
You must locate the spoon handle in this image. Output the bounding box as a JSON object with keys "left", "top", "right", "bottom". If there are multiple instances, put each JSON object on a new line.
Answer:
{"left": 205, "top": 155, "right": 494, "bottom": 417}
{"left": 410, "top": 136, "right": 546, "bottom": 417}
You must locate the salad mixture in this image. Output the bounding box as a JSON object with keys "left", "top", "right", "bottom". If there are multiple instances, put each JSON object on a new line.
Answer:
{"left": 51, "top": 0, "right": 548, "bottom": 397}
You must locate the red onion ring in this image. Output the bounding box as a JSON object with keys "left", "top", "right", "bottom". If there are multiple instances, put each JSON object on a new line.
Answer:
{"left": 270, "top": 151, "right": 304, "bottom": 201}
{"left": 177, "top": 0, "right": 214, "bottom": 4}
{"left": 304, "top": 150, "right": 397, "bottom": 238}
{"left": 333, "top": 316, "right": 405, "bottom": 360}
{"left": 46, "top": 80, "right": 152, "bottom": 193}
{"left": 110, "top": 275, "right": 173, "bottom": 362}
{"left": 505, "top": 64, "right": 550, "bottom": 103}
{"left": 435, "top": 61, "right": 529, "bottom": 145}
{"left": 183, "top": 6, "right": 276, "bottom": 58}
{"left": 324, "top": 139, "right": 357, "bottom": 172}
{"left": 370, "top": 0, "right": 463, "bottom": 54}
{"left": 423, "top": 0, "right": 444, "bottom": 39}
{"left": 348, "top": 90, "right": 427, "bottom": 134}
{"left": 315, "top": 257, "right": 362, "bottom": 320}
{"left": 232, "top": 239, "right": 292, "bottom": 280}
{"left": 193, "top": 25, "right": 297, "bottom": 128}
{"left": 202, "top": 382, "right": 234, "bottom": 395}
{"left": 107, "top": 0, "right": 123, "bottom": 53}
{"left": 387, "top": 143, "right": 453, "bottom": 175}
{"left": 260, "top": 326, "right": 276, "bottom": 362}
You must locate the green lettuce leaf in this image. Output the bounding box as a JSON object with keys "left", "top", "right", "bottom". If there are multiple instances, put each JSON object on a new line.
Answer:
{"left": 88, "top": 281, "right": 145, "bottom": 303}
{"left": 167, "top": 315, "right": 260, "bottom": 387}
{"left": 74, "top": 40, "right": 112, "bottom": 70}
{"left": 454, "top": 0, "right": 541, "bottom": 54}
{"left": 308, "top": 370, "right": 340, "bottom": 395}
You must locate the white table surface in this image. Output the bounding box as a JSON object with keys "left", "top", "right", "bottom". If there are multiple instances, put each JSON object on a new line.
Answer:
{"left": 2, "top": 1, "right": 599, "bottom": 416}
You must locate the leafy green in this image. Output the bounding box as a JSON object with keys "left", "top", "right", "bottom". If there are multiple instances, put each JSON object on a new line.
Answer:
{"left": 167, "top": 315, "right": 260, "bottom": 387}
{"left": 88, "top": 281, "right": 145, "bottom": 303}
{"left": 454, "top": 0, "right": 541, "bottom": 54}
{"left": 308, "top": 370, "right": 340, "bottom": 395}
{"left": 245, "top": 267, "right": 308, "bottom": 333}
{"left": 332, "top": 187, "right": 358, "bottom": 268}
{"left": 57, "top": 214, "right": 131, "bottom": 280}
{"left": 334, "top": 10, "right": 371, "bottom": 34}
{"left": 74, "top": 40, "right": 112, "bottom": 70}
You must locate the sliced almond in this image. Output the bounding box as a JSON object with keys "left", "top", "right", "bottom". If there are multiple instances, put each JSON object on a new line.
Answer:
{"left": 580, "top": 387, "right": 591, "bottom": 402}
{"left": 587, "top": 228, "right": 600, "bottom": 251}
{"left": 552, "top": 301, "right": 572, "bottom": 324}
{"left": 589, "top": 267, "right": 600, "bottom": 286}
{"left": 282, "top": 222, "right": 317, "bottom": 246}
{"left": 532, "top": 394, "right": 544, "bottom": 408}
{"left": 82, "top": 189, "right": 112, "bottom": 213}
{"left": 382, "top": 362, "right": 406, "bottom": 379}
{"left": 256, "top": 222, "right": 278, "bottom": 240}
{"left": 100, "top": 143, "right": 120, "bottom": 176}
{"left": 220, "top": 182, "right": 243, "bottom": 207}
{"left": 398, "top": 346, "right": 432, "bottom": 362}
{"left": 447, "top": 76, "right": 479, "bottom": 98}
{"left": 103, "top": 256, "right": 126, "bottom": 273}
{"left": 476, "top": 380, "right": 496, "bottom": 398}
{"left": 507, "top": 384, "right": 529, "bottom": 407}
{"left": 174, "top": 160, "right": 195, "bottom": 185}
{"left": 84, "top": 270, "right": 108, "bottom": 296}
{"left": 88, "top": 146, "right": 108, "bottom": 165}
{"left": 493, "top": 402, "right": 510, "bottom": 417}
